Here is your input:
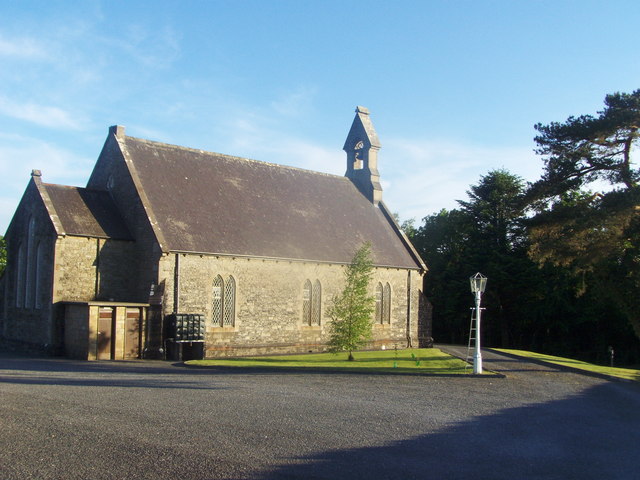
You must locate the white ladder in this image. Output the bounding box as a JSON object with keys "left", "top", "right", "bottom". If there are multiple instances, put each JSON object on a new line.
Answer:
{"left": 465, "top": 307, "right": 477, "bottom": 371}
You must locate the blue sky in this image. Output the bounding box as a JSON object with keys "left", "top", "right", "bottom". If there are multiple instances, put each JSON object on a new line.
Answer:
{"left": 1, "top": 0, "right": 639, "bottom": 233}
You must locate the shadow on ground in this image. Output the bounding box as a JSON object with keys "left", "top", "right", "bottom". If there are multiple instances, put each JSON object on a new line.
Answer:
{"left": 0, "top": 355, "right": 492, "bottom": 384}
{"left": 251, "top": 382, "right": 640, "bottom": 480}
{"left": 0, "top": 356, "right": 229, "bottom": 389}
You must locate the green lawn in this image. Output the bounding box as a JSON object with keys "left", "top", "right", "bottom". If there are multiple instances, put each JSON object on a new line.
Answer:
{"left": 186, "top": 348, "right": 473, "bottom": 375}
{"left": 495, "top": 348, "right": 640, "bottom": 382}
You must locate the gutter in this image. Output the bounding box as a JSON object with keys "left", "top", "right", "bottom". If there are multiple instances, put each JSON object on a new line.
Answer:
{"left": 167, "top": 249, "right": 422, "bottom": 271}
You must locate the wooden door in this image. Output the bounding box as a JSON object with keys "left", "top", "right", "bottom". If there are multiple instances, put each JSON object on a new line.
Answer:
{"left": 125, "top": 308, "right": 141, "bottom": 359}
{"left": 97, "top": 307, "right": 115, "bottom": 360}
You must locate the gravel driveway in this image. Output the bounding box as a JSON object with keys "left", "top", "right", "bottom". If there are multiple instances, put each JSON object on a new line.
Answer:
{"left": 1, "top": 348, "right": 639, "bottom": 480}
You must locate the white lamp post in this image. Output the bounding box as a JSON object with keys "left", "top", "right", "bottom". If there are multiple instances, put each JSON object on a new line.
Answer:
{"left": 470, "top": 272, "right": 487, "bottom": 374}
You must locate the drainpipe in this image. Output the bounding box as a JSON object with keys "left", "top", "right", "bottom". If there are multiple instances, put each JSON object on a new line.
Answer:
{"left": 173, "top": 253, "right": 180, "bottom": 313}
{"left": 406, "top": 271, "right": 413, "bottom": 348}
{"left": 94, "top": 238, "right": 101, "bottom": 299}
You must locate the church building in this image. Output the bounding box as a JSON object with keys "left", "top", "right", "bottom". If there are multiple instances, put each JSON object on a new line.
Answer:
{"left": 0, "top": 107, "right": 430, "bottom": 360}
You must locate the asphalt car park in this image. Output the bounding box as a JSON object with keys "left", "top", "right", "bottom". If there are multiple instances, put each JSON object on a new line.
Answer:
{"left": 1, "top": 349, "right": 639, "bottom": 479}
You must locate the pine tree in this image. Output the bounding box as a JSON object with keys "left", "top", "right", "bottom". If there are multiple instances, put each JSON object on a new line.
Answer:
{"left": 327, "top": 242, "right": 375, "bottom": 361}
{"left": 527, "top": 89, "right": 640, "bottom": 338}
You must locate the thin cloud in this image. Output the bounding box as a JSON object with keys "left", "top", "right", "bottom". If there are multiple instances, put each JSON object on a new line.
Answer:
{"left": 98, "top": 24, "right": 181, "bottom": 69}
{"left": 270, "top": 86, "right": 317, "bottom": 117}
{"left": 381, "top": 138, "right": 543, "bottom": 222}
{"left": 0, "top": 97, "right": 81, "bottom": 130}
{"left": 0, "top": 35, "right": 46, "bottom": 59}
{"left": 249, "top": 137, "right": 343, "bottom": 176}
{"left": 0, "top": 133, "right": 92, "bottom": 232}
{"left": 217, "top": 110, "right": 343, "bottom": 174}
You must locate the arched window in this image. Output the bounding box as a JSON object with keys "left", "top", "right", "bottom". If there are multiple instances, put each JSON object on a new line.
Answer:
{"left": 34, "top": 241, "right": 45, "bottom": 309}
{"left": 212, "top": 275, "right": 236, "bottom": 327}
{"left": 223, "top": 276, "right": 236, "bottom": 327}
{"left": 302, "top": 279, "right": 322, "bottom": 326}
{"left": 311, "top": 280, "right": 321, "bottom": 326}
{"left": 212, "top": 275, "right": 223, "bottom": 327}
{"left": 383, "top": 283, "right": 391, "bottom": 324}
{"left": 353, "top": 141, "right": 364, "bottom": 170}
{"left": 16, "top": 243, "right": 24, "bottom": 308}
{"left": 25, "top": 216, "right": 35, "bottom": 309}
{"left": 302, "top": 279, "right": 312, "bottom": 325}
{"left": 375, "top": 282, "right": 383, "bottom": 324}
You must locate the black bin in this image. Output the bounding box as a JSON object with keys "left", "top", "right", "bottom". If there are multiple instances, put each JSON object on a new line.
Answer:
{"left": 166, "top": 313, "right": 206, "bottom": 341}
{"left": 166, "top": 340, "right": 205, "bottom": 361}
{"left": 165, "top": 313, "right": 206, "bottom": 361}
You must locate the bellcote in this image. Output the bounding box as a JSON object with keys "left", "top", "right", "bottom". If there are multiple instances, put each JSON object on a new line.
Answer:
{"left": 343, "top": 106, "right": 382, "bottom": 205}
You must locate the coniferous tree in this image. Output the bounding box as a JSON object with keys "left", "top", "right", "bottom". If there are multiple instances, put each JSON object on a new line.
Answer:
{"left": 413, "top": 163, "right": 640, "bottom": 363}
{"left": 531, "top": 90, "right": 640, "bottom": 197}
{"left": 527, "top": 89, "right": 640, "bottom": 338}
{"left": 413, "top": 209, "right": 472, "bottom": 344}
{"left": 459, "top": 169, "right": 535, "bottom": 347}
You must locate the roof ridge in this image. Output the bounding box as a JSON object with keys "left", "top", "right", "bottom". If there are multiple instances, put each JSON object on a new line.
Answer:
{"left": 43, "top": 183, "right": 110, "bottom": 194}
{"left": 43, "top": 183, "right": 84, "bottom": 190}
{"left": 124, "top": 135, "right": 347, "bottom": 180}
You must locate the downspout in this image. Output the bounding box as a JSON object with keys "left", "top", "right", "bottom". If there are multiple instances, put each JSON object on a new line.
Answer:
{"left": 173, "top": 253, "right": 180, "bottom": 313}
{"left": 406, "top": 271, "right": 413, "bottom": 348}
{"left": 94, "top": 238, "right": 101, "bottom": 299}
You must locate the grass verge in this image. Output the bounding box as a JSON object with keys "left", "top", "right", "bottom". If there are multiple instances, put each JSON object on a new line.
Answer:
{"left": 186, "top": 348, "right": 478, "bottom": 375}
{"left": 495, "top": 348, "right": 640, "bottom": 382}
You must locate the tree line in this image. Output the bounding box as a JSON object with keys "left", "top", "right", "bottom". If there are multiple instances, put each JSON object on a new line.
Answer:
{"left": 406, "top": 89, "right": 640, "bottom": 366}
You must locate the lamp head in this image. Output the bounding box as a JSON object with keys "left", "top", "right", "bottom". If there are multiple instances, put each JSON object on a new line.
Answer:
{"left": 470, "top": 272, "right": 487, "bottom": 294}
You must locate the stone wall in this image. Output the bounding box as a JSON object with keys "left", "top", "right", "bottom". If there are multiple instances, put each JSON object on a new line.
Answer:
{"left": 2, "top": 181, "right": 57, "bottom": 347}
{"left": 1, "top": 173, "right": 140, "bottom": 352}
{"left": 53, "top": 236, "right": 100, "bottom": 302}
{"left": 63, "top": 303, "right": 90, "bottom": 359}
{"left": 53, "top": 236, "right": 138, "bottom": 303}
{"left": 86, "top": 132, "right": 162, "bottom": 303}
{"left": 96, "top": 239, "right": 139, "bottom": 301}
{"left": 158, "top": 253, "right": 423, "bottom": 357}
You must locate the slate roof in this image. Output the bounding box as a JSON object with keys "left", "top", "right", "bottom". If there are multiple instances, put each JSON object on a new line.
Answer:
{"left": 43, "top": 184, "right": 132, "bottom": 240}
{"left": 120, "top": 136, "right": 423, "bottom": 269}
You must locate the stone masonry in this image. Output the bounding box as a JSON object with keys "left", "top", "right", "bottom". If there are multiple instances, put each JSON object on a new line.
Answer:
{"left": 158, "top": 253, "right": 423, "bottom": 357}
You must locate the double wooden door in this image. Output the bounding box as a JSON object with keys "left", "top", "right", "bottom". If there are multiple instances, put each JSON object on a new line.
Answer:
{"left": 97, "top": 307, "right": 142, "bottom": 360}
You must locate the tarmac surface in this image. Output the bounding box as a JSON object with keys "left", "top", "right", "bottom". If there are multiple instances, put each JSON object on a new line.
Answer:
{"left": 1, "top": 347, "right": 639, "bottom": 480}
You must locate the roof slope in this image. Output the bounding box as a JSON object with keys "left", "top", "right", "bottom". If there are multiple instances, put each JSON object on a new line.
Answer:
{"left": 44, "top": 184, "right": 132, "bottom": 240}
{"left": 121, "top": 136, "right": 420, "bottom": 268}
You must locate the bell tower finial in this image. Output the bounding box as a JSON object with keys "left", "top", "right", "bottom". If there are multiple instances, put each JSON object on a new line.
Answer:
{"left": 343, "top": 106, "right": 382, "bottom": 205}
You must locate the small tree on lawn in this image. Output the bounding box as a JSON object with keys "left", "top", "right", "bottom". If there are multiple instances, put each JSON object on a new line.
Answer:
{"left": 327, "top": 242, "right": 375, "bottom": 361}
